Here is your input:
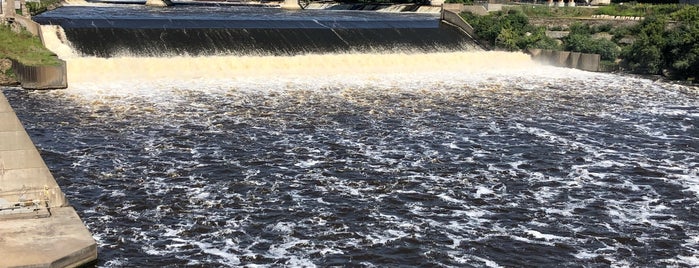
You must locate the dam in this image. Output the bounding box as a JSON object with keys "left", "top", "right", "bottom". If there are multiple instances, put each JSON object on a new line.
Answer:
{"left": 3, "top": 1, "right": 699, "bottom": 267}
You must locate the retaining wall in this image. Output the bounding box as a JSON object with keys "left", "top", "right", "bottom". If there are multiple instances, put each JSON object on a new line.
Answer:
{"left": 1, "top": 92, "right": 97, "bottom": 267}
{"left": 4, "top": 9, "right": 69, "bottom": 89}
{"left": 527, "top": 48, "right": 600, "bottom": 71}
{"left": 440, "top": 9, "right": 489, "bottom": 50}
{"left": 10, "top": 59, "right": 68, "bottom": 89}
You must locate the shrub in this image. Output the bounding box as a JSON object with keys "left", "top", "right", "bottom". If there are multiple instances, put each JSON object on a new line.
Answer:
{"left": 461, "top": 10, "right": 558, "bottom": 51}
{"left": 620, "top": 16, "right": 667, "bottom": 74}
{"left": 663, "top": 19, "right": 699, "bottom": 80}
{"left": 563, "top": 33, "right": 620, "bottom": 61}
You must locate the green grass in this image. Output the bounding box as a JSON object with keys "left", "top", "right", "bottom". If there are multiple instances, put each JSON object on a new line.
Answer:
{"left": 505, "top": 5, "right": 597, "bottom": 18}
{"left": 0, "top": 25, "right": 59, "bottom": 66}
{"left": 504, "top": 4, "right": 698, "bottom": 20}
{"left": 594, "top": 4, "right": 698, "bottom": 19}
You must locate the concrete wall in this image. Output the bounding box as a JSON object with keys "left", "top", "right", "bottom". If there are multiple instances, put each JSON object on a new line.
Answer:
{"left": 3, "top": 13, "right": 69, "bottom": 89}
{"left": 10, "top": 59, "right": 68, "bottom": 89}
{"left": 0, "top": 93, "right": 67, "bottom": 209}
{"left": 527, "top": 48, "right": 600, "bottom": 72}
{"left": 1, "top": 92, "right": 97, "bottom": 268}
{"left": 10, "top": 14, "right": 40, "bottom": 35}
{"left": 440, "top": 9, "right": 489, "bottom": 50}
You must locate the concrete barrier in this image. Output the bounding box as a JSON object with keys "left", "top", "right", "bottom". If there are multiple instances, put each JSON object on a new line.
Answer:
{"left": 9, "top": 14, "right": 39, "bottom": 36}
{"left": 0, "top": 91, "right": 97, "bottom": 267}
{"left": 552, "top": 50, "right": 571, "bottom": 67}
{"left": 568, "top": 52, "right": 581, "bottom": 69}
{"left": 10, "top": 59, "right": 68, "bottom": 89}
{"left": 578, "top": 53, "right": 600, "bottom": 72}
{"left": 527, "top": 48, "right": 600, "bottom": 72}
{"left": 440, "top": 9, "right": 488, "bottom": 50}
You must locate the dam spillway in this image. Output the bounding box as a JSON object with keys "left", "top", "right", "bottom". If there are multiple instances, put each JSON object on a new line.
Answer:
{"left": 33, "top": 5, "right": 481, "bottom": 57}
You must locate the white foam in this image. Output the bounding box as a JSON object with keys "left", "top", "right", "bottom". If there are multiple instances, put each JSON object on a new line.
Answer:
{"left": 524, "top": 230, "right": 567, "bottom": 241}
{"left": 192, "top": 241, "right": 241, "bottom": 266}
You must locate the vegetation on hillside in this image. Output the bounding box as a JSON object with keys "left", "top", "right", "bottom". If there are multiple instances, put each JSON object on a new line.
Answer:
{"left": 461, "top": 10, "right": 559, "bottom": 51}
{"left": 620, "top": 14, "right": 699, "bottom": 80}
{"left": 562, "top": 23, "right": 620, "bottom": 61}
{"left": 0, "top": 25, "right": 59, "bottom": 66}
{"left": 26, "top": 0, "right": 62, "bottom": 16}
{"left": 462, "top": 4, "right": 698, "bottom": 82}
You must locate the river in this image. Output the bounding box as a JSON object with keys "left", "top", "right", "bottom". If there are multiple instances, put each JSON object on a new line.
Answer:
{"left": 3, "top": 3, "right": 699, "bottom": 267}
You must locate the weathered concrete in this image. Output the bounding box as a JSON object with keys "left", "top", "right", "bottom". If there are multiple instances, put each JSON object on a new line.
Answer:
{"left": 145, "top": 0, "right": 172, "bottom": 7}
{"left": 0, "top": 91, "right": 97, "bottom": 267}
{"left": 527, "top": 48, "right": 600, "bottom": 72}
{"left": 0, "top": 207, "right": 97, "bottom": 267}
{"left": 440, "top": 9, "right": 488, "bottom": 50}
{"left": 10, "top": 59, "right": 68, "bottom": 89}
{"left": 578, "top": 53, "right": 600, "bottom": 72}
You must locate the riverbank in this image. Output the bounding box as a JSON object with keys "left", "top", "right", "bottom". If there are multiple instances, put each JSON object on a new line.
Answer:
{"left": 0, "top": 22, "right": 61, "bottom": 86}
{"left": 460, "top": 4, "right": 698, "bottom": 83}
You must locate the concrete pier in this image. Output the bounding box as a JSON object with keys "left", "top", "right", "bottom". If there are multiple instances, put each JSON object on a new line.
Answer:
{"left": 0, "top": 91, "right": 97, "bottom": 267}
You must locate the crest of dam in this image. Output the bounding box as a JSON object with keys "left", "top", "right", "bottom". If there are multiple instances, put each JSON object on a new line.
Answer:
{"left": 33, "top": 5, "right": 482, "bottom": 57}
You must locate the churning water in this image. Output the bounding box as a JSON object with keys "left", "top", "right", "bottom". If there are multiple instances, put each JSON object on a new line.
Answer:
{"left": 5, "top": 3, "right": 699, "bottom": 267}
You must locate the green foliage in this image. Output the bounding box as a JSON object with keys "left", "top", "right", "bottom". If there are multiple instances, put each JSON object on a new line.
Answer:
{"left": 663, "top": 19, "right": 699, "bottom": 80}
{"left": 496, "top": 28, "right": 520, "bottom": 51}
{"left": 0, "top": 25, "right": 59, "bottom": 66}
{"left": 26, "top": 0, "right": 61, "bottom": 15}
{"left": 670, "top": 5, "right": 699, "bottom": 22}
{"left": 595, "top": 4, "right": 689, "bottom": 19}
{"left": 620, "top": 16, "right": 666, "bottom": 74}
{"left": 509, "top": 5, "right": 596, "bottom": 18}
{"left": 559, "top": 22, "right": 620, "bottom": 61}
{"left": 461, "top": 10, "right": 558, "bottom": 51}
{"left": 563, "top": 32, "right": 620, "bottom": 61}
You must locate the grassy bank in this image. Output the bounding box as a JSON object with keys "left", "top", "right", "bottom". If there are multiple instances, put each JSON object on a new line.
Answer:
{"left": 0, "top": 25, "right": 59, "bottom": 66}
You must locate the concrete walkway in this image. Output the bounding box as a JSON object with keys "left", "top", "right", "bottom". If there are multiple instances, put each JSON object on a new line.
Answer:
{"left": 0, "top": 90, "right": 97, "bottom": 267}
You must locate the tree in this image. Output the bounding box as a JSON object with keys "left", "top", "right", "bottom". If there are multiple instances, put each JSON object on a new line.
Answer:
{"left": 620, "top": 16, "right": 666, "bottom": 74}
{"left": 663, "top": 19, "right": 699, "bottom": 80}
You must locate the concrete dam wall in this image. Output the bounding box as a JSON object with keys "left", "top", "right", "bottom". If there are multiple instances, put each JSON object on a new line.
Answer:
{"left": 32, "top": 6, "right": 483, "bottom": 57}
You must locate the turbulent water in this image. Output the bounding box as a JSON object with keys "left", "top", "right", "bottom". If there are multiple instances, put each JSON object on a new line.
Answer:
{"left": 6, "top": 3, "right": 699, "bottom": 268}
{"left": 4, "top": 61, "right": 699, "bottom": 267}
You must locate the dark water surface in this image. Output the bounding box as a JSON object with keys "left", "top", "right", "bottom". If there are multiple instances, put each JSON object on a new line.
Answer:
{"left": 3, "top": 69, "right": 699, "bottom": 267}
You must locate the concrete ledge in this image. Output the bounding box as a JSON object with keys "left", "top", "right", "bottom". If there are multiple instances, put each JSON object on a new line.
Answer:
{"left": 0, "top": 207, "right": 97, "bottom": 268}
{"left": 0, "top": 91, "right": 96, "bottom": 267}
